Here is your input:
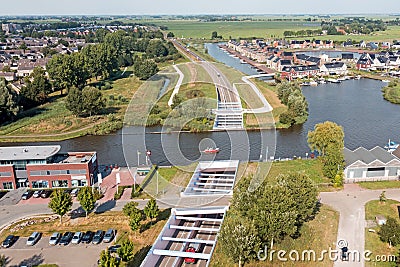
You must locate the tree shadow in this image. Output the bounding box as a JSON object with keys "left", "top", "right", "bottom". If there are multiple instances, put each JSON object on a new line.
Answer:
{"left": 101, "top": 106, "right": 120, "bottom": 115}
{"left": 70, "top": 206, "right": 86, "bottom": 219}
{"left": 95, "top": 199, "right": 116, "bottom": 214}
{"left": 157, "top": 208, "right": 171, "bottom": 222}
{"left": 127, "top": 245, "right": 151, "bottom": 267}
{"left": 13, "top": 253, "right": 44, "bottom": 267}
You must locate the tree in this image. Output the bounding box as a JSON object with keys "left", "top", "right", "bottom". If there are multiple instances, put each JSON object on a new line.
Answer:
{"left": 167, "top": 32, "right": 175, "bottom": 38}
{"left": 133, "top": 58, "right": 158, "bottom": 80}
{"left": 211, "top": 31, "right": 218, "bottom": 39}
{"left": 0, "top": 254, "right": 6, "bottom": 267}
{"left": 66, "top": 86, "right": 83, "bottom": 115}
{"left": 48, "top": 189, "right": 73, "bottom": 223}
{"left": 144, "top": 198, "right": 159, "bottom": 223}
{"left": 117, "top": 240, "right": 134, "bottom": 262}
{"left": 129, "top": 209, "right": 143, "bottom": 232}
{"left": 378, "top": 217, "right": 400, "bottom": 247}
{"left": 333, "top": 171, "right": 344, "bottom": 187}
{"left": 307, "top": 121, "right": 344, "bottom": 157}
{"left": 322, "top": 145, "right": 344, "bottom": 179}
{"left": 219, "top": 212, "right": 260, "bottom": 267}
{"left": 81, "top": 86, "right": 105, "bottom": 116}
{"left": 77, "top": 186, "right": 96, "bottom": 217}
{"left": 379, "top": 191, "right": 387, "bottom": 203}
{"left": 20, "top": 67, "right": 52, "bottom": 108}
{"left": 98, "top": 250, "right": 120, "bottom": 267}
{"left": 0, "top": 78, "right": 19, "bottom": 124}
{"left": 146, "top": 40, "right": 168, "bottom": 58}
{"left": 123, "top": 201, "right": 139, "bottom": 217}
{"left": 171, "top": 94, "right": 182, "bottom": 109}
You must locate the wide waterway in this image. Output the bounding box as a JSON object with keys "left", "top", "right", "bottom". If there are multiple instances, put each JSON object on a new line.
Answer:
{"left": 2, "top": 44, "right": 400, "bottom": 166}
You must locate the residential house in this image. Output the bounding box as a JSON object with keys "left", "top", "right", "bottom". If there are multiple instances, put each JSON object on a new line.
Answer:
{"left": 341, "top": 53, "right": 354, "bottom": 61}
{"left": 280, "top": 65, "right": 319, "bottom": 81}
{"left": 356, "top": 53, "right": 373, "bottom": 70}
{"left": 290, "top": 40, "right": 308, "bottom": 49}
{"left": 320, "top": 62, "right": 348, "bottom": 76}
{"left": 0, "top": 72, "right": 16, "bottom": 81}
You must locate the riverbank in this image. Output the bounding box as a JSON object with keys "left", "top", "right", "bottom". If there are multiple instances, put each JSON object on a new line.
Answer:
{"left": 382, "top": 82, "right": 400, "bottom": 104}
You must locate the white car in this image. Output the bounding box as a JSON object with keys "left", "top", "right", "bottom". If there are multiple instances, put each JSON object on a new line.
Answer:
{"left": 26, "top": 232, "right": 41, "bottom": 246}
{"left": 71, "top": 232, "right": 83, "bottom": 244}
{"left": 49, "top": 232, "right": 61, "bottom": 245}
{"left": 32, "top": 190, "right": 41, "bottom": 198}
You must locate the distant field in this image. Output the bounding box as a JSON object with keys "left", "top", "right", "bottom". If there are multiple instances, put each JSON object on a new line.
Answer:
{"left": 146, "top": 20, "right": 320, "bottom": 39}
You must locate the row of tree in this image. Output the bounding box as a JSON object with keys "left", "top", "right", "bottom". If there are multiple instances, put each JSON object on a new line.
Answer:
{"left": 283, "top": 29, "right": 323, "bottom": 37}
{"left": 219, "top": 173, "right": 318, "bottom": 267}
{"left": 277, "top": 81, "right": 309, "bottom": 126}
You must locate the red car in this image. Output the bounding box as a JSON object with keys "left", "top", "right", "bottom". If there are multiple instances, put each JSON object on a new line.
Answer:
{"left": 184, "top": 243, "right": 200, "bottom": 264}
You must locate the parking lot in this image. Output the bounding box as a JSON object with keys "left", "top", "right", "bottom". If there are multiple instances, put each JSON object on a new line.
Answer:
{"left": 0, "top": 235, "right": 109, "bottom": 267}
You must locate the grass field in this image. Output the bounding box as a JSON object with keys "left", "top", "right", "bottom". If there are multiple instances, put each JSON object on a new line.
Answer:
{"left": 365, "top": 199, "right": 400, "bottom": 267}
{"left": 359, "top": 181, "right": 400, "bottom": 190}
{"left": 210, "top": 204, "right": 339, "bottom": 267}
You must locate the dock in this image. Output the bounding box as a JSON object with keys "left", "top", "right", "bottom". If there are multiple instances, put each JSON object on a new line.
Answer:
{"left": 219, "top": 44, "right": 275, "bottom": 75}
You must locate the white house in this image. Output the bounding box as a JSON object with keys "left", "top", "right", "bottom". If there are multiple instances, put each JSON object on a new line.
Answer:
{"left": 320, "top": 62, "right": 348, "bottom": 76}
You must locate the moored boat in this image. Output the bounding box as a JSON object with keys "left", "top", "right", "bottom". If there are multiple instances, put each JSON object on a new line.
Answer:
{"left": 384, "top": 140, "right": 399, "bottom": 153}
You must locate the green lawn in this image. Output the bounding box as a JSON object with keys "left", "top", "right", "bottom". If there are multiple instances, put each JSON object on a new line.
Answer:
{"left": 365, "top": 200, "right": 400, "bottom": 267}
{"left": 359, "top": 181, "right": 400, "bottom": 190}
{"left": 210, "top": 204, "right": 339, "bottom": 267}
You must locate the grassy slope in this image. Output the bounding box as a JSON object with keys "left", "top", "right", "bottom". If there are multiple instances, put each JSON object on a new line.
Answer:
{"left": 359, "top": 181, "right": 400, "bottom": 190}
{"left": 365, "top": 200, "right": 400, "bottom": 267}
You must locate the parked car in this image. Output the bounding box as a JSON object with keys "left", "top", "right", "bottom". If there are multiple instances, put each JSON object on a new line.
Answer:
{"left": 92, "top": 230, "right": 104, "bottom": 244}
{"left": 103, "top": 229, "right": 115, "bottom": 243}
{"left": 64, "top": 188, "right": 72, "bottom": 195}
{"left": 71, "top": 232, "right": 83, "bottom": 244}
{"left": 81, "top": 231, "right": 94, "bottom": 244}
{"left": 108, "top": 244, "right": 121, "bottom": 253}
{"left": 21, "top": 191, "right": 34, "bottom": 200}
{"left": 49, "top": 232, "right": 61, "bottom": 245}
{"left": 59, "top": 232, "right": 74, "bottom": 246}
{"left": 26, "top": 232, "right": 41, "bottom": 246}
{"left": 32, "top": 190, "right": 42, "bottom": 198}
{"left": 70, "top": 188, "right": 80, "bottom": 197}
{"left": 40, "top": 190, "right": 52, "bottom": 198}
{"left": 2, "top": 235, "right": 18, "bottom": 248}
{"left": 184, "top": 243, "right": 200, "bottom": 264}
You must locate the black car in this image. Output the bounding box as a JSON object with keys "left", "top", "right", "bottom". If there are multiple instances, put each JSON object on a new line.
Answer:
{"left": 108, "top": 244, "right": 121, "bottom": 253}
{"left": 40, "top": 190, "right": 52, "bottom": 198}
{"left": 59, "top": 232, "right": 74, "bottom": 246}
{"left": 81, "top": 231, "right": 94, "bottom": 244}
{"left": 21, "top": 191, "right": 34, "bottom": 200}
{"left": 92, "top": 230, "right": 104, "bottom": 244}
{"left": 2, "top": 235, "right": 18, "bottom": 248}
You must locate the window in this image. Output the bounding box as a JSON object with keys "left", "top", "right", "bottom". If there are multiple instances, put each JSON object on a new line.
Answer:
{"left": 31, "top": 180, "right": 49, "bottom": 188}
{"left": 69, "top": 169, "right": 87, "bottom": 175}
{"left": 71, "top": 179, "right": 87, "bottom": 187}
{"left": 2, "top": 182, "right": 13, "bottom": 190}
{"left": 0, "top": 172, "right": 11, "bottom": 177}
{"left": 14, "top": 160, "right": 27, "bottom": 170}
{"left": 51, "top": 180, "right": 68, "bottom": 188}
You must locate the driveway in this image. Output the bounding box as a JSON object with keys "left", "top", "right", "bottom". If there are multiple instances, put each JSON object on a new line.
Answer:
{"left": 320, "top": 185, "right": 400, "bottom": 267}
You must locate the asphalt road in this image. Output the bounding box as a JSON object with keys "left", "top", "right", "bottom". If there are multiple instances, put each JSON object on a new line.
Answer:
{"left": 321, "top": 185, "right": 400, "bottom": 267}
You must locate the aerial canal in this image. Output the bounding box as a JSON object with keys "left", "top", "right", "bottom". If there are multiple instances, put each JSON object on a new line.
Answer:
{"left": 2, "top": 43, "right": 400, "bottom": 166}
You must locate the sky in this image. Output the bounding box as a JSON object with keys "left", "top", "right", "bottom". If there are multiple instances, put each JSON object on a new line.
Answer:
{"left": 1, "top": 0, "right": 400, "bottom": 16}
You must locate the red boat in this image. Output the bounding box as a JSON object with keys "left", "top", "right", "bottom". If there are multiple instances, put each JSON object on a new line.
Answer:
{"left": 203, "top": 147, "right": 220, "bottom": 153}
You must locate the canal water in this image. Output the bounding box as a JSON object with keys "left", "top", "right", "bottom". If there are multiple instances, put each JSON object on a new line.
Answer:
{"left": 2, "top": 44, "right": 400, "bottom": 166}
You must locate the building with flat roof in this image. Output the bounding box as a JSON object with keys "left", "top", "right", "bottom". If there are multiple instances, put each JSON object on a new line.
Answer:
{"left": 0, "top": 145, "right": 98, "bottom": 190}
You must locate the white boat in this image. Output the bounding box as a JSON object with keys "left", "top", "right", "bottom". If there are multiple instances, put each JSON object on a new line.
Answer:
{"left": 384, "top": 140, "right": 399, "bottom": 153}
{"left": 327, "top": 78, "right": 340, "bottom": 83}
{"left": 354, "top": 75, "right": 361, "bottom": 80}
{"left": 310, "top": 81, "right": 318, "bottom": 86}
{"left": 337, "top": 77, "right": 346, "bottom": 81}
{"left": 382, "top": 80, "right": 390, "bottom": 83}
{"left": 240, "top": 59, "right": 246, "bottom": 64}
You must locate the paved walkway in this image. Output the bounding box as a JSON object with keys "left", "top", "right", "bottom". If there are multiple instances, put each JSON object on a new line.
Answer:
{"left": 321, "top": 185, "right": 400, "bottom": 266}
{"left": 167, "top": 64, "right": 184, "bottom": 106}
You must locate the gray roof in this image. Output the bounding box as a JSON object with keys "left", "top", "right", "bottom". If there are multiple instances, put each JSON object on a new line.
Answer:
{"left": 344, "top": 146, "right": 398, "bottom": 166}
{"left": 0, "top": 145, "right": 61, "bottom": 161}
